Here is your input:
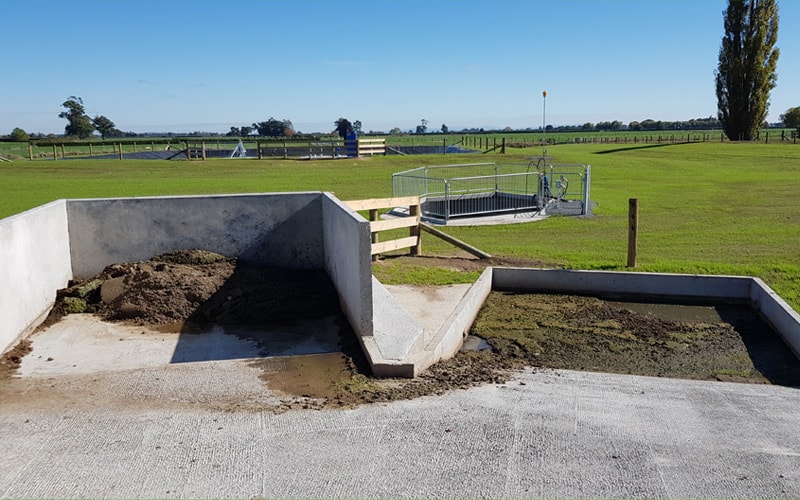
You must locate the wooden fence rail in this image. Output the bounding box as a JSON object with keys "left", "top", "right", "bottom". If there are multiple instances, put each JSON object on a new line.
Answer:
{"left": 355, "top": 138, "right": 386, "bottom": 156}
{"left": 344, "top": 196, "right": 420, "bottom": 261}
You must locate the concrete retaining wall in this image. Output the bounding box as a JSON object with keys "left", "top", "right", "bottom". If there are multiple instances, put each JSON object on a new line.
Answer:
{"left": 750, "top": 278, "right": 800, "bottom": 359}
{"left": 67, "top": 193, "right": 324, "bottom": 278}
{"left": 6, "top": 194, "right": 799, "bottom": 377}
{"left": 492, "top": 268, "right": 754, "bottom": 301}
{"left": 321, "top": 193, "right": 373, "bottom": 337}
{"left": 0, "top": 201, "right": 72, "bottom": 353}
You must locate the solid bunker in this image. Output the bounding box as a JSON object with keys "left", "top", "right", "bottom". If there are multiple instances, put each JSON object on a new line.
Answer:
{"left": 2, "top": 193, "right": 800, "bottom": 380}
{"left": 0, "top": 192, "right": 448, "bottom": 377}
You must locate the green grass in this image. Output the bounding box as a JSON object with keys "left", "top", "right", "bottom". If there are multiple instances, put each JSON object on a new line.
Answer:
{"left": 2, "top": 142, "right": 800, "bottom": 310}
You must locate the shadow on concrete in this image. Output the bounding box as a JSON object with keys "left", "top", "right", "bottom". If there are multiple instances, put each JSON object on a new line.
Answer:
{"left": 169, "top": 264, "right": 349, "bottom": 364}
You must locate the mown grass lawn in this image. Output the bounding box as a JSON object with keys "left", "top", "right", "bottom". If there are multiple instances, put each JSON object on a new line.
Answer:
{"left": 1, "top": 142, "right": 799, "bottom": 309}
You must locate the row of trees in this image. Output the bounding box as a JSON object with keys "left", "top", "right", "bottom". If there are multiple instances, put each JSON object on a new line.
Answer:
{"left": 7, "top": 111, "right": 798, "bottom": 143}
{"left": 225, "top": 117, "right": 365, "bottom": 138}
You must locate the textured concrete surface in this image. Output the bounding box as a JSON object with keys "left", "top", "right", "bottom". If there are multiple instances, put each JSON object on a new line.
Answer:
{"left": 1, "top": 368, "right": 798, "bottom": 499}
{"left": 5, "top": 284, "right": 800, "bottom": 498}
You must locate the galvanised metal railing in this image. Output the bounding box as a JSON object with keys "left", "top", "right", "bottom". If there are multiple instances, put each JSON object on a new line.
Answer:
{"left": 392, "top": 162, "right": 591, "bottom": 222}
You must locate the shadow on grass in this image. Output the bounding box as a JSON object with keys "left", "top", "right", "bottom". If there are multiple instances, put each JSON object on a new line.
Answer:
{"left": 593, "top": 142, "right": 698, "bottom": 155}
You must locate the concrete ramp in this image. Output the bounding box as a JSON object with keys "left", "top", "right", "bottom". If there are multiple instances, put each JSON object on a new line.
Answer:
{"left": 362, "top": 278, "right": 425, "bottom": 377}
{"left": 365, "top": 278, "right": 488, "bottom": 377}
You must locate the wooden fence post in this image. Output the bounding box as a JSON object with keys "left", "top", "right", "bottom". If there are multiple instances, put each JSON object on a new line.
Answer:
{"left": 53, "top": 144, "right": 58, "bottom": 160}
{"left": 410, "top": 203, "right": 421, "bottom": 256}
{"left": 627, "top": 198, "right": 638, "bottom": 268}
{"left": 370, "top": 209, "right": 379, "bottom": 262}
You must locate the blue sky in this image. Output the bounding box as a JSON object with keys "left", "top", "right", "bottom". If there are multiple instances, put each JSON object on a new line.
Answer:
{"left": 3, "top": 0, "right": 798, "bottom": 135}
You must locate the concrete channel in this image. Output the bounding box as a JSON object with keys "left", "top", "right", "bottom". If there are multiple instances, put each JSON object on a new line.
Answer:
{"left": 2, "top": 193, "right": 800, "bottom": 498}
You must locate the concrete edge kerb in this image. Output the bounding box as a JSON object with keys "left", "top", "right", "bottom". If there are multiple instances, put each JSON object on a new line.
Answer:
{"left": 491, "top": 267, "right": 755, "bottom": 301}
{"left": 370, "top": 277, "right": 424, "bottom": 361}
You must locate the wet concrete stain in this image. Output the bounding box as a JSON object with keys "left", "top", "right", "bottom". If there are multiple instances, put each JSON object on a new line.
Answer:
{"left": 250, "top": 352, "right": 353, "bottom": 400}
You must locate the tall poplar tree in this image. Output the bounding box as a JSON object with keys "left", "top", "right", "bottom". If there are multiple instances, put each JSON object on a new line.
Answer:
{"left": 715, "top": 0, "right": 779, "bottom": 141}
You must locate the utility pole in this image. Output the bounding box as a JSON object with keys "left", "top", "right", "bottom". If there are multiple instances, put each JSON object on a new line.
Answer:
{"left": 542, "top": 90, "right": 547, "bottom": 156}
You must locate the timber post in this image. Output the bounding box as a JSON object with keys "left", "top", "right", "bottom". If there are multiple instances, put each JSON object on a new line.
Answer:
{"left": 627, "top": 198, "right": 639, "bottom": 268}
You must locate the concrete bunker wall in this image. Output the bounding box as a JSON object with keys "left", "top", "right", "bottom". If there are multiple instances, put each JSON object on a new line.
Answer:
{"left": 0, "top": 201, "right": 73, "bottom": 352}
{"left": 1, "top": 192, "right": 375, "bottom": 355}
{"left": 321, "top": 194, "right": 373, "bottom": 337}
{"left": 67, "top": 193, "right": 325, "bottom": 277}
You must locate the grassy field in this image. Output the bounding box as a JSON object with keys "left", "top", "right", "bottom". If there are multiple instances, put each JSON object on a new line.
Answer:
{"left": 1, "top": 141, "right": 799, "bottom": 309}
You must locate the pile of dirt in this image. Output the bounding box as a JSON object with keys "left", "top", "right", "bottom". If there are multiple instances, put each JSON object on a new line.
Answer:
{"left": 42, "top": 249, "right": 341, "bottom": 328}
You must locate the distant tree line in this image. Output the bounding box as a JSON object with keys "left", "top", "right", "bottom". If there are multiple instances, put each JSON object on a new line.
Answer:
{"left": 226, "top": 117, "right": 364, "bottom": 138}
{"left": 538, "top": 117, "right": 726, "bottom": 133}
{"left": 3, "top": 92, "right": 798, "bottom": 142}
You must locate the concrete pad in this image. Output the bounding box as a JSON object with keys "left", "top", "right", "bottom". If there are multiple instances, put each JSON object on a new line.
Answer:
{"left": 1, "top": 368, "right": 798, "bottom": 498}
{"left": 20, "top": 314, "right": 343, "bottom": 377}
